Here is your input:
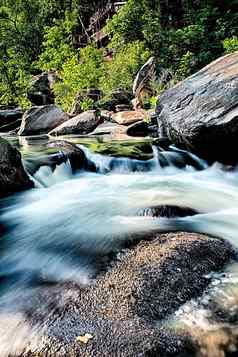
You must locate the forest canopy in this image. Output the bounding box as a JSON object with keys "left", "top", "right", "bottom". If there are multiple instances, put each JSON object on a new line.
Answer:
{"left": 0, "top": 0, "right": 237, "bottom": 109}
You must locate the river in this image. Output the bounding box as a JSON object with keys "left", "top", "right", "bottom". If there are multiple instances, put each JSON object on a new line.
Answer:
{"left": 0, "top": 135, "right": 238, "bottom": 355}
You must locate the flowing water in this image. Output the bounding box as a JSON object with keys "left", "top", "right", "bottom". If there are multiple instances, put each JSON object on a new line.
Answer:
{"left": 1, "top": 136, "right": 238, "bottom": 354}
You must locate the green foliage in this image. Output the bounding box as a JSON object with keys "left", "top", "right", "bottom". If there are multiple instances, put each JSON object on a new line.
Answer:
{"left": 0, "top": 0, "right": 237, "bottom": 109}
{"left": 105, "top": 0, "right": 160, "bottom": 50}
{"left": 0, "top": 0, "right": 72, "bottom": 107}
{"left": 54, "top": 41, "right": 150, "bottom": 111}
{"left": 0, "top": 49, "right": 31, "bottom": 108}
{"left": 80, "top": 98, "right": 95, "bottom": 111}
{"left": 37, "top": 10, "right": 78, "bottom": 71}
{"left": 100, "top": 41, "right": 151, "bottom": 96}
{"left": 53, "top": 45, "right": 105, "bottom": 111}
{"left": 223, "top": 36, "right": 238, "bottom": 54}
{"left": 175, "top": 51, "right": 194, "bottom": 80}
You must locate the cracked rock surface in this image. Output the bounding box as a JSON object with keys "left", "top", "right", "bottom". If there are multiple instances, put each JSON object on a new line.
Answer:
{"left": 156, "top": 52, "right": 238, "bottom": 163}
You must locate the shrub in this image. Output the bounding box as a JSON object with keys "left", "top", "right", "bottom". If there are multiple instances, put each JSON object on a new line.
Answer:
{"left": 37, "top": 10, "right": 78, "bottom": 71}
{"left": 53, "top": 45, "right": 105, "bottom": 111}
{"left": 101, "top": 41, "right": 151, "bottom": 97}
{"left": 223, "top": 36, "right": 238, "bottom": 54}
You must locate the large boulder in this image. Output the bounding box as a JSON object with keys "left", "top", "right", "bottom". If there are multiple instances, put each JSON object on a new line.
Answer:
{"left": 9, "top": 233, "right": 233, "bottom": 356}
{"left": 18, "top": 105, "right": 69, "bottom": 136}
{"left": 49, "top": 110, "right": 102, "bottom": 136}
{"left": 133, "top": 57, "right": 172, "bottom": 109}
{"left": 0, "top": 137, "right": 33, "bottom": 197}
{"left": 27, "top": 72, "right": 57, "bottom": 106}
{"left": 156, "top": 52, "right": 238, "bottom": 163}
{"left": 133, "top": 57, "right": 156, "bottom": 97}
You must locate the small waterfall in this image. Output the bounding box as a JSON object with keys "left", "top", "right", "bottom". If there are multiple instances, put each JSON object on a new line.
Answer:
{"left": 33, "top": 160, "right": 73, "bottom": 187}
{"left": 79, "top": 144, "right": 161, "bottom": 174}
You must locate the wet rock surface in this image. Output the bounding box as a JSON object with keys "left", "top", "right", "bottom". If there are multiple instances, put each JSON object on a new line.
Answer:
{"left": 139, "top": 205, "right": 198, "bottom": 218}
{"left": 156, "top": 52, "right": 238, "bottom": 163}
{"left": 18, "top": 105, "right": 69, "bottom": 136}
{"left": 25, "top": 140, "right": 94, "bottom": 175}
{"left": 10, "top": 233, "right": 233, "bottom": 356}
{"left": 49, "top": 110, "right": 102, "bottom": 136}
{"left": 0, "top": 137, "right": 33, "bottom": 197}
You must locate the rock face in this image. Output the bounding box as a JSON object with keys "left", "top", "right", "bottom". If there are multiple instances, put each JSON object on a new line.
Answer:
{"left": 133, "top": 57, "right": 156, "bottom": 97}
{"left": 49, "top": 110, "right": 102, "bottom": 136}
{"left": 27, "top": 72, "right": 57, "bottom": 106}
{"left": 18, "top": 105, "right": 69, "bottom": 136}
{"left": 17, "top": 233, "right": 233, "bottom": 356}
{"left": 156, "top": 52, "right": 238, "bottom": 163}
{"left": 132, "top": 57, "right": 172, "bottom": 109}
{"left": 0, "top": 137, "right": 33, "bottom": 197}
{"left": 111, "top": 110, "right": 146, "bottom": 125}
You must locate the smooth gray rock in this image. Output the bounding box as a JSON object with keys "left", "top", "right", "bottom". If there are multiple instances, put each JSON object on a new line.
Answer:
{"left": 18, "top": 105, "right": 69, "bottom": 136}
{"left": 156, "top": 52, "right": 238, "bottom": 163}
{"left": 49, "top": 110, "right": 102, "bottom": 136}
{"left": 0, "top": 137, "right": 33, "bottom": 197}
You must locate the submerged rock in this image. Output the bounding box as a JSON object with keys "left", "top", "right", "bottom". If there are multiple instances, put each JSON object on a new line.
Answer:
{"left": 15, "top": 233, "right": 233, "bottom": 356}
{"left": 25, "top": 140, "right": 96, "bottom": 176}
{"left": 47, "top": 140, "right": 95, "bottom": 172}
{"left": 139, "top": 205, "right": 198, "bottom": 218}
{"left": 0, "top": 137, "right": 33, "bottom": 197}
{"left": 156, "top": 52, "right": 238, "bottom": 163}
{"left": 49, "top": 110, "right": 102, "bottom": 136}
{"left": 18, "top": 105, "right": 69, "bottom": 136}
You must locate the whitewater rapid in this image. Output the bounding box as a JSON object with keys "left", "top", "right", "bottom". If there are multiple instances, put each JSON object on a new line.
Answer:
{"left": 0, "top": 145, "right": 237, "bottom": 289}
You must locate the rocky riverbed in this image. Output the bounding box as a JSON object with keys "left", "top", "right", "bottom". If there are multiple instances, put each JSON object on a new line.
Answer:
{"left": 0, "top": 52, "right": 237, "bottom": 357}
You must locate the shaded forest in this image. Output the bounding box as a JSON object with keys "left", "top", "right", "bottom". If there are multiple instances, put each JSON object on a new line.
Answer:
{"left": 0, "top": 0, "right": 237, "bottom": 109}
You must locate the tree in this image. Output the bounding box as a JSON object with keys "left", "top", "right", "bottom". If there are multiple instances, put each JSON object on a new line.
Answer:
{"left": 159, "top": 0, "right": 184, "bottom": 28}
